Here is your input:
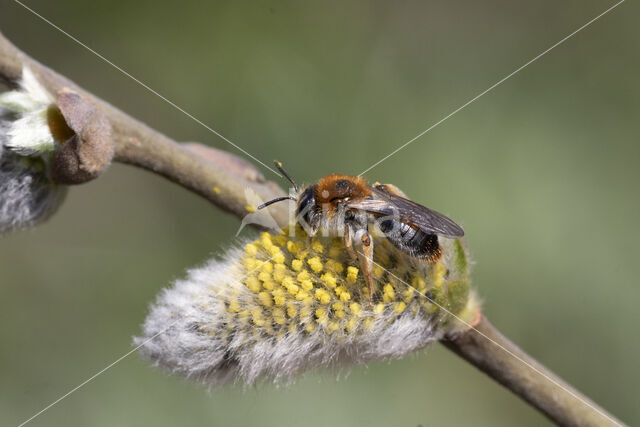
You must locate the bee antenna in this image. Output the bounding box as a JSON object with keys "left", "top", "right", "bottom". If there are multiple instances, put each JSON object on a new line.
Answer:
{"left": 274, "top": 160, "right": 299, "bottom": 192}
{"left": 257, "top": 196, "right": 296, "bottom": 210}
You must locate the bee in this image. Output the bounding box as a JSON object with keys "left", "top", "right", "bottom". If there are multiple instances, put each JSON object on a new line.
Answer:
{"left": 258, "top": 161, "right": 464, "bottom": 302}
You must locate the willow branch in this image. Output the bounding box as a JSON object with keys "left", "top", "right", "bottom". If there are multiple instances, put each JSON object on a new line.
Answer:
{"left": 0, "top": 30, "right": 624, "bottom": 427}
{"left": 0, "top": 30, "right": 288, "bottom": 225}
{"left": 443, "top": 316, "right": 623, "bottom": 426}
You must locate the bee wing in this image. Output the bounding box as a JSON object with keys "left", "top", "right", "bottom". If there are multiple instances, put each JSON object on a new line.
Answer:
{"left": 344, "top": 187, "right": 464, "bottom": 238}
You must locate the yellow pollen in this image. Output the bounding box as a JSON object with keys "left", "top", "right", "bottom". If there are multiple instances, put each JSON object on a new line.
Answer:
{"left": 286, "top": 304, "right": 297, "bottom": 318}
{"left": 345, "top": 318, "right": 358, "bottom": 332}
{"left": 311, "top": 241, "right": 324, "bottom": 253}
{"left": 246, "top": 276, "right": 261, "bottom": 292}
{"left": 245, "top": 205, "right": 256, "bottom": 213}
{"left": 373, "top": 265, "right": 385, "bottom": 279}
{"left": 314, "top": 289, "right": 331, "bottom": 304}
{"left": 272, "top": 288, "right": 286, "bottom": 305}
{"left": 291, "top": 259, "right": 303, "bottom": 271}
{"left": 258, "top": 291, "right": 273, "bottom": 307}
{"left": 213, "top": 186, "right": 221, "bottom": 194}
{"left": 297, "top": 269, "right": 310, "bottom": 282}
{"left": 260, "top": 261, "right": 273, "bottom": 274}
{"left": 321, "top": 272, "right": 337, "bottom": 288}
{"left": 346, "top": 266, "right": 359, "bottom": 284}
{"left": 272, "top": 252, "right": 285, "bottom": 264}
{"left": 228, "top": 301, "right": 241, "bottom": 312}
{"left": 307, "top": 256, "right": 323, "bottom": 273}
{"left": 286, "top": 240, "right": 298, "bottom": 254}
{"left": 393, "top": 301, "right": 407, "bottom": 313}
{"left": 326, "top": 259, "right": 344, "bottom": 273}
{"left": 350, "top": 303, "right": 362, "bottom": 315}
{"left": 300, "top": 279, "right": 314, "bottom": 291}
{"left": 373, "top": 303, "right": 385, "bottom": 314}
{"left": 244, "top": 244, "right": 258, "bottom": 256}
{"left": 327, "top": 321, "right": 340, "bottom": 332}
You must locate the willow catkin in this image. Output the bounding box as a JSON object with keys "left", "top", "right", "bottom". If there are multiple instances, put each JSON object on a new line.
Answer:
{"left": 136, "top": 227, "right": 479, "bottom": 385}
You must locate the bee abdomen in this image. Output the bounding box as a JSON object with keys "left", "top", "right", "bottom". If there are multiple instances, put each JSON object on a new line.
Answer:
{"left": 379, "top": 219, "right": 442, "bottom": 262}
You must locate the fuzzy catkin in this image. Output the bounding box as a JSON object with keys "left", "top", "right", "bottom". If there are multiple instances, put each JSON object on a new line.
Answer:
{"left": 136, "top": 228, "right": 479, "bottom": 386}
{"left": 0, "top": 153, "right": 65, "bottom": 235}
{"left": 0, "top": 67, "right": 65, "bottom": 235}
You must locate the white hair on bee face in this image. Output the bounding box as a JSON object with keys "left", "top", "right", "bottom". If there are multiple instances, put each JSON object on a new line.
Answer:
{"left": 136, "top": 229, "right": 479, "bottom": 386}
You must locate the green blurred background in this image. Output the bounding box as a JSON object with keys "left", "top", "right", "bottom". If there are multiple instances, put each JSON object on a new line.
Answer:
{"left": 1, "top": 1, "right": 638, "bottom": 425}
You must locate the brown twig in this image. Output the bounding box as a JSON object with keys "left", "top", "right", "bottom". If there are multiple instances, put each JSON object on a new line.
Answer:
{"left": 0, "top": 30, "right": 288, "bottom": 225}
{"left": 443, "top": 316, "right": 623, "bottom": 426}
{"left": 0, "top": 30, "right": 625, "bottom": 426}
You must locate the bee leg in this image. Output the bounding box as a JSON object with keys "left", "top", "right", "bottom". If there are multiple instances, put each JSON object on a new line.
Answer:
{"left": 359, "top": 232, "right": 374, "bottom": 305}
{"left": 343, "top": 225, "right": 357, "bottom": 261}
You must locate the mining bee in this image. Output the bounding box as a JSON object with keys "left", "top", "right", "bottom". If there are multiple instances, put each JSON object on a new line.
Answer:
{"left": 258, "top": 161, "right": 464, "bottom": 302}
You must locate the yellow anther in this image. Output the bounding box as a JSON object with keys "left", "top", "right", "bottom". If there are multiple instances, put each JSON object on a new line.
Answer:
{"left": 286, "top": 283, "right": 299, "bottom": 295}
{"left": 315, "top": 308, "right": 326, "bottom": 318}
{"left": 262, "top": 280, "right": 274, "bottom": 291}
{"left": 350, "top": 302, "right": 362, "bottom": 315}
{"left": 258, "top": 271, "right": 271, "bottom": 283}
{"left": 383, "top": 283, "right": 395, "bottom": 302}
{"left": 321, "top": 272, "right": 337, "bottom": 288}
{"left": 260, "top": 261, "right": 273, "bottom": 274}
{"left": 273, "top": 234, "right": 287, "bottom": 246}
{"left": 296, "top": 291, "right": 312, "bottom": 303}
{"left": 272, "top": 308, "right": 286, "bottom": 325}
{"left": 327, "top": 321, "right": 340, "bottom": 332}
{"left": 243, "top": 257, "right": 257, "bottom": 270}
{"left": 326, "top": 259, "right": 344, "bottom": 273}
{"left": 403, "top": 287, "right": 415, "bottom": 302}
{"left": 305, "top": 323, "right": 316, "bottom": 333}
{"left": 286, "top": 304, "right": 298, "bottom": 318}
{"left": 273, "top": 264, "right": 287, "bottom": 282}
{"left": 286, "top": 240, "right": 298, "bottom": 254}
{"left": 433, "top": 262, "right": 447, "bottom": 287}
{"left": 345, "top": 318, "right": 358, "bottom": 332}
{"left": 228, "top": 301, "right": 241, "bottom": 313}
{"left": 244, "top": 243, "right": 258, "bottom": 256}
{"left": 300, "top": 279, "right": 314, "bottom": 291}
{"left": 339, "top": 291, "right": 351, "bottom": 302}
{"left": 245, "top": 276, "right": 261, "bottom": 292}
{"left": 260, "top": 232, "right": 273, "bottom": 250}
{"left": 258, "top": 291, "right": 273, "bottom": 307}
{"left": 272, "top": 252, "right": 285, "bottom": 264}
{"left": 393, "top": 301, "right": 407, "bottom": 313}
{"left": 307, "top": 256, "right": 323, "bottom": 273}
{"left": 272, "top": 288, "right": 286, "bottom": 306}
{"left": 373, "top": 265, "right": 385, "bottom": 279}
{"left": 373, "top": 303, "right": 385, "bottom": 314}
{"left": 363, "top": 318, "right": 375, "bottom": 329}
{"left": 268, "top": 245, "right": 281, "bottom": 256}
{"left": 296, "top": 249, "right": 309, "bottom": 260}
{"left": 291, "top": 259, "right": 303, "bottom": 272}
{"left": 346, "top": 266, "right": 359, "bottom": 284}
{"left": 334, "top": 310, "right": 345, "bottom": 319}
{"left": 311, "top": 241, "right": 324, "bottom": 253}
{"left": 296, "top": 269, "right": 310, "bottom": 282}
{"left": 332, "top": 302, "right": 344, "bottom": 311}
{"left": 314, "top": 289, "right": 331, "bottom": 304}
